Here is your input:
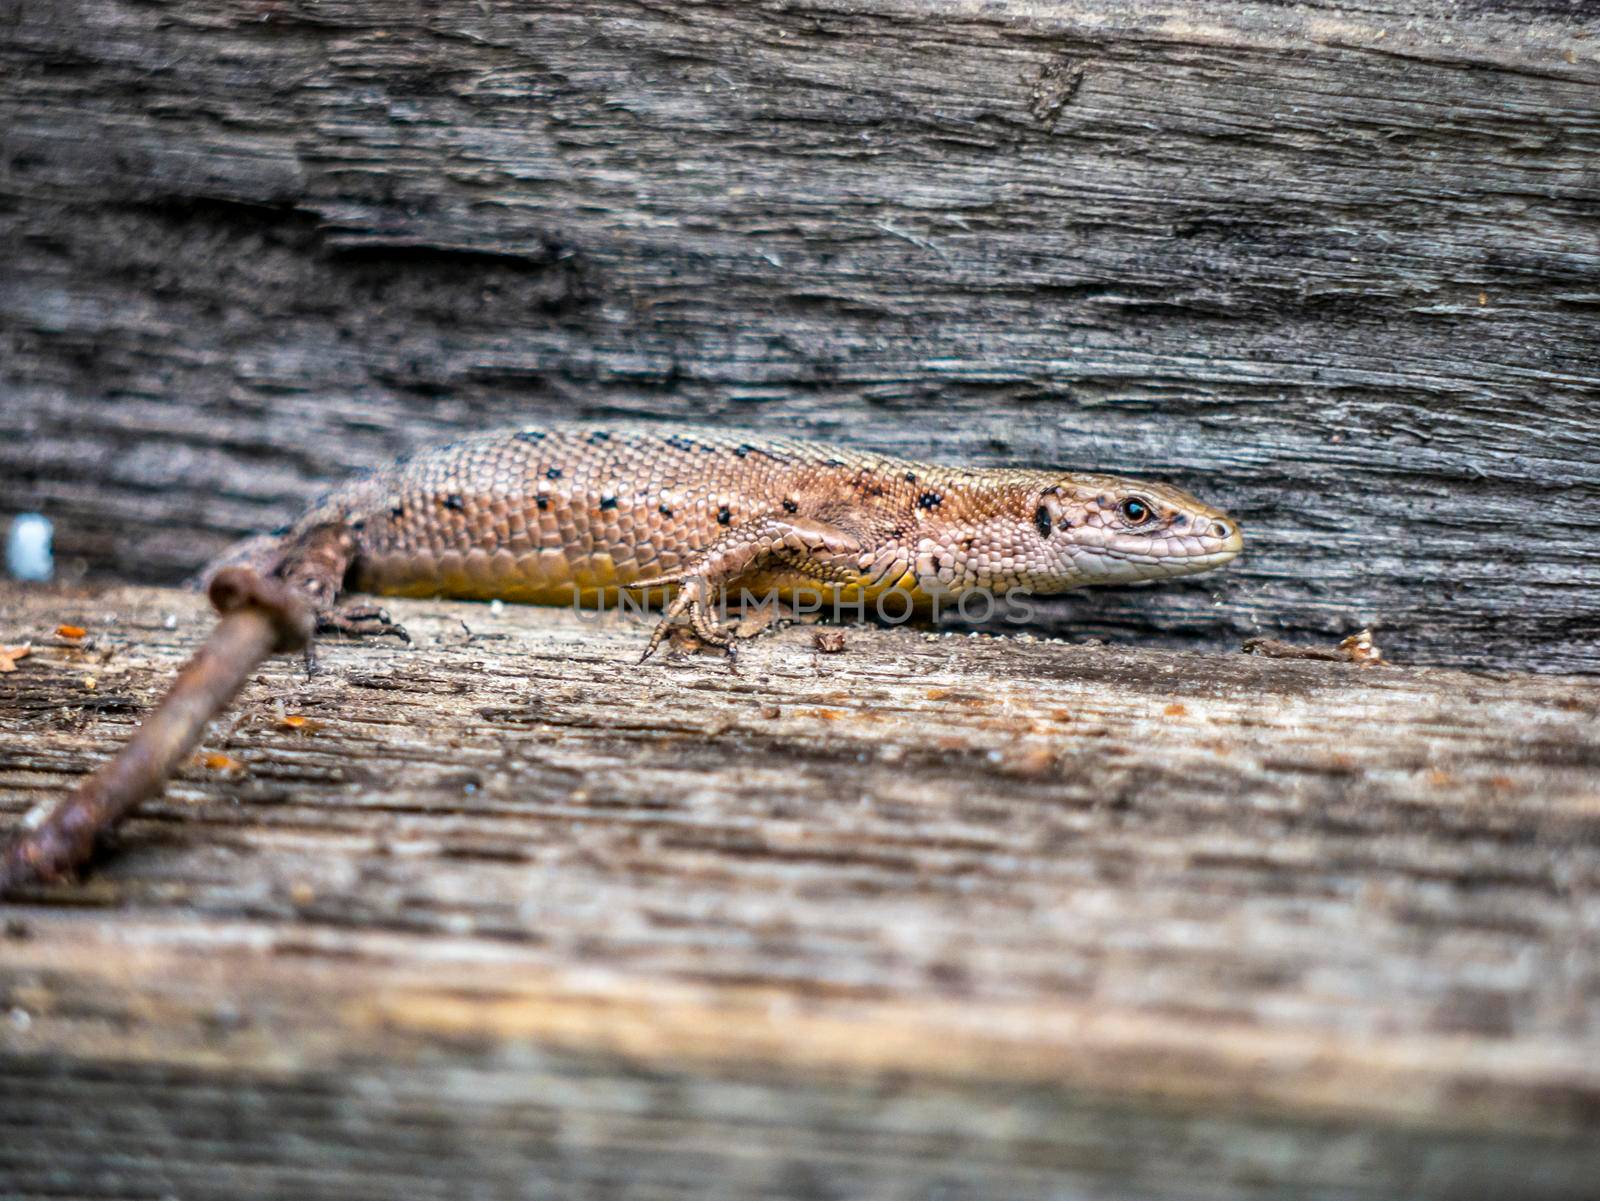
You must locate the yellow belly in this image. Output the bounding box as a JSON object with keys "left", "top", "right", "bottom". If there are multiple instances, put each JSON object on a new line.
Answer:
{"left": 358, "top": 551, "right": 940, "bottom": 613}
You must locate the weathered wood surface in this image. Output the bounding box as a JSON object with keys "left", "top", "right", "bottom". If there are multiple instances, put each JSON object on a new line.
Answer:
{"left": 2, "top": 1, "right": 1598, "bottom": 673}
{"left": 1, "top": 582, "right": 1598, "bottom": 1198}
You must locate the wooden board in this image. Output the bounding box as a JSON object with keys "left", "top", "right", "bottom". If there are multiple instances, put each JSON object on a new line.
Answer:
{"left": 2, "top": 1, "right": 1598, "bottom": 672}
{"left": 2, "top": 582, "right": 1598, "bottom": 1198}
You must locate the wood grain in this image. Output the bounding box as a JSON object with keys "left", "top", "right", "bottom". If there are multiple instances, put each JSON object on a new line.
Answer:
{"left": 2, "top": 1, "right": 1598, "bottom": 671}
{"left": 2, "top": 582, "right": 1598, "bottom": 1198}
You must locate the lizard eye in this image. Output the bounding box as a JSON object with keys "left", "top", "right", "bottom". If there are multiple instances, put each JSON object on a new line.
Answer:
{"left": 1034, "top": 505, "right": 1053, "bottom": 539}
{"left": 1118, "top": 497, "right": 1154, "bottom": 526}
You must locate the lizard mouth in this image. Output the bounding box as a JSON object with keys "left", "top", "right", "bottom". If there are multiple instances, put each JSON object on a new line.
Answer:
{"left": 1097, "top": 523, "right": 1245, "bottom": 576}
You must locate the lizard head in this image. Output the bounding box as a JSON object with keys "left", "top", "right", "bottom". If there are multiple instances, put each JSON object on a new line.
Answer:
{"left": 1027, "top": 474, "right": 1244, "bottom": 589}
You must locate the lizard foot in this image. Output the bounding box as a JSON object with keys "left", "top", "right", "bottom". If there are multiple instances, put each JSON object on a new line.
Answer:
{"left": 316, "top": 604, "right": 412, "bottom": 644}
{"left": 304, "top": 606, "right": 410, "bottom": 677}
{"left": 638, "top": 575, "right": 735, "bottom": 663}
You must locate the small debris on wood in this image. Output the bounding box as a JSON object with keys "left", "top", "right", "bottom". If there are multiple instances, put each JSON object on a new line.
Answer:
{"left": 812, "top": 630, "right": 848, "bottom": 654}
{"left": 1241, "top": 628, "right": 1386, "bottom": 667}
{"left": 994, "top": 745, "right": 1058, "bottom": 778}
{"left": 278, "top": 714, "right": 321, "bottom": 733}
{"left": 197, "top": 752, "right": 245, "bottom": 775}
{"left": 56, "top": 624, "right": 86, "bottom": 640}
{"left": 1338, "top": 629, "right": 1386, "bottom": 667}
{"left": 733, "top": 604, "right": 783, "bottom": 639}
{"left": 456, "top": 619, "right": 510, "bottom": 645}
{"left": 1241, "top": 637, "right": 1342, "bottom": 662}
{"left": 804, "top": 708, "right": 849, "bottom": 722}
{"left": 1028, "top": 56, "right": 1086, "bottom": 128}
{"left": 667, "top": 627, "right": 708, "bottom": 655}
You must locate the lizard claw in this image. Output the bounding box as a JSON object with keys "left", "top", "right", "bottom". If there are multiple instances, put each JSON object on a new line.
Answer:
{"left": 637, "top": 624, "right": 741, "bottom": 668}
{"left": 623, "top": 568, "right": 691, "bottom": 591}
{"left": 637, "top": 571, "right": 743, "bottom": 664}
{"left": 316, "top": 604, "right": 411, "bottom": 645}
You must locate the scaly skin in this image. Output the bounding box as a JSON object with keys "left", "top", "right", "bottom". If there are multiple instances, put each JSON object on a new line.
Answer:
{"left": 276, "top": 423, "right": 1243, "bottom": 656}
{"left": 2, "top": 422, "right": 1244, "bottom": 892}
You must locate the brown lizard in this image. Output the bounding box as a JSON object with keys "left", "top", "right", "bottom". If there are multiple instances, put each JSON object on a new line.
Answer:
{"left": 0, "top": 423, "right": 1243, "bottom": 892}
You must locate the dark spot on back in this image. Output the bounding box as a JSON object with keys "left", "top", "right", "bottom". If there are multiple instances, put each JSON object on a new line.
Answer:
{"left": 918, "top": 491, "right": 943, "bottom": 510}
{"left": 390, "top": 503, "right": 405, "bottom": 519}
{"left": 658, "top": 502, "right": 673, "bottom": 517}
{"left": 536, "top": 495, "right": 549, "bottom": 511}
{"left": 515, "top": 430, "right": 546, "bottom": 443}
{"left": 782, "top": 498, "right": 798, "bottom": 514}
{"left": 443, "top": 493, "right": 465, "bottom": 512}
{"left": 599, "top": 495, "right": 618, "bottom": 511}
{"left": 588, "top": 430, "right": 610, "bottom": 444}
{"left": 904, "top": 472, "right": 917, "bottom": 484}
{"left": 735, "top": 444, "right": 752, "bottom": 458}
{"left": 546, "top": 467, "right": 563, "bottom": 480}
{"left": 823, "top": 458, "right": 844, "bottom": 468}
{"left": 717, "top": 505, "right": 732, "bottom": 525}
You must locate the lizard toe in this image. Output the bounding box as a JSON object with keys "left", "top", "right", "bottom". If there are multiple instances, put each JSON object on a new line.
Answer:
{"left": 316, "top": 604, "right": 411, "bottom": 645}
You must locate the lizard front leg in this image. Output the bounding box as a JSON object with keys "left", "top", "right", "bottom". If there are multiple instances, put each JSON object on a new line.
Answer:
{"left": 628, "top": 515, "right": 870, "bottom": 661}
{"left": 272, "top": 524, "right": 409, "bottom": 658}
{"left": 205, "top": 523, "right": 404, "bottom": 645}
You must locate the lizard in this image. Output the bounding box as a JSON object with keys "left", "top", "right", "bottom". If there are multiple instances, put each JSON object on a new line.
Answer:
{"left": 0, "top": 423, "right": 1244, "bottom": 892}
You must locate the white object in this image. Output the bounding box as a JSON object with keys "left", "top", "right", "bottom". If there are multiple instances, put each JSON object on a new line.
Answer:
{"left": 6, "top": 514, "right": 53, "bottom": 581}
